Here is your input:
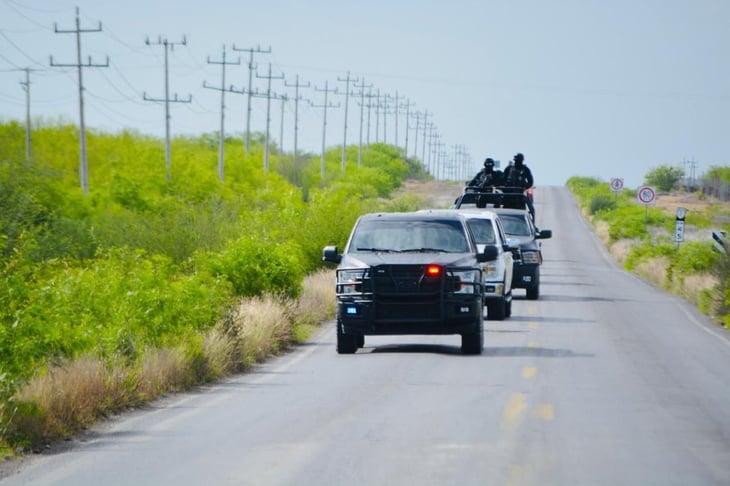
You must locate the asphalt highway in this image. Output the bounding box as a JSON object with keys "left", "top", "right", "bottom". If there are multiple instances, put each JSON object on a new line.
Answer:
{"left": 3, "top": 185, "right": 730, "bottom": 485}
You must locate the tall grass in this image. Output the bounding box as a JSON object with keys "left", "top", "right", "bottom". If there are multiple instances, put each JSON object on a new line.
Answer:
{"left": 1, "top": 120, "right": 423, "bottom": 453}
{"left": 3, "top": 270, "right": 335, "bottom": 450}
{"left": 567, "top": 176, "right": 728, "bottom": 328}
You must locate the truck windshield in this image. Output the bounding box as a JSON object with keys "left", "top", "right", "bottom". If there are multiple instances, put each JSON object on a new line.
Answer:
{"left": 351, "top": 219, "right": 469, "bottom": 253}
{"left": 499, "top": 214, "right": 531, "bottom": 236}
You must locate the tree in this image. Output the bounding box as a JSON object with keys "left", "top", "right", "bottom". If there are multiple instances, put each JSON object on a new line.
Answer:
{"left": 644, "top": 165, "right": 684, "bottom": 192}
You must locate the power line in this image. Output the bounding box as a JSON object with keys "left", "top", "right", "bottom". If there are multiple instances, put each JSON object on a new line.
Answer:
{"left": 50, "top": 6, "right": 109, "bottom": 196}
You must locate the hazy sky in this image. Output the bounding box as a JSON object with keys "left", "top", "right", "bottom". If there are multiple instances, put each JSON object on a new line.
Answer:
{"left": 1, "top": 0, "right": 728, "bottom": 188}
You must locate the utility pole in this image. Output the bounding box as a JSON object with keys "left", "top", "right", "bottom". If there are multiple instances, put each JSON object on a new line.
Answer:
{"left": 354, "top": 77, "right": 372, "bottom": 167}
{"left": 363, "top": 86, "right": 375, "bottom": 149}
{"left": 380, "top": 96, "right": 395, "bottom": 146}
{"left": 50, "top": 7, "right": 109, "bottom": 195}
{"left": 144, "top": 35, "right": 191, "bottom": 181}
{"left": 374, "top": 89, "right": 381, "bottom": 144}
{"left": 278, "top": 93, "right": 287, "bottom": 155}
{"left": 284, "top": 74, "right": 310, "bottom": 168}
{"left": 232, "top": 44, "right": 271, "bottom": 153}
{"left": 203, "top": 45, "right": 240, "bottom": 182}
{"left": 311, "top": 81, "right": 339, "bottom": 178}
{"left": 256, "top": 63, "right": 284, "bottom": 172}
{"left": 421, "top": 111, "right": 431, "bottom": 166}
{"left": 337, "top": 71, "right": 358, "bottom": 172}
{"left": 400, "top": 97, "right": 415, "bottom": 160}
{"left": 389, "top": 91, "right": 401, "bottom": 149}
{"left": 18, "top": 68, "right": 37, "bottom": 160}
{"left": 411, "top": 111, "right": 421, "bottom": 161}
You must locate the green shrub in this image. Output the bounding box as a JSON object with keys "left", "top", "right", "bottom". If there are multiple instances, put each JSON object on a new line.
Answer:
{"left": 589, "top": 194, "right": 616, "bottom": 215}
{"left": 204, "top": 236, "right": 306, "bottom": 299}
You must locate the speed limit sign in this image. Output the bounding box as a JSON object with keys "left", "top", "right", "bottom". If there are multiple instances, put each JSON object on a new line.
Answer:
{"left": 610, "top": 178, "right": 624, "bottom": 192}
{"left": 637, "top": 186, "right": 656, "bottom": 205}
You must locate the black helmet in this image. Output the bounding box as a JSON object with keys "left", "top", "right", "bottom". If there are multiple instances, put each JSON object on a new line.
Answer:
{"left": 514, "top": 153, "right": 524, "bottom": 164}
{"left": 483, "top": 158, "right": 495, "bottom": 168}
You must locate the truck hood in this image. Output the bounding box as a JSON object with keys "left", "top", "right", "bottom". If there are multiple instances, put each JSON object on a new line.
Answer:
{"left": 341, "top": 252, "right": 478, "bottom": 269}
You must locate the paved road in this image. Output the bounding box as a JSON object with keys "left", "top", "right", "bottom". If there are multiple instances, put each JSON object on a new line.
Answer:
{"left": 3, "top": 186, "right": 730, "bottom": 485}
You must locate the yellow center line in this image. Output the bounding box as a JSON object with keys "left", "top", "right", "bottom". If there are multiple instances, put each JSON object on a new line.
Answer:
{"left": 522, "top": 366, "right": 538, "bottom": 379}
{"left": 533, "top": 404, "right": 555, "bottom": 420}
{"left": 501, "top": 392, "right": 527, "bottom": 430}
{"left": 527, "top": 306, "right": 538, "bottom": 315}
{"left": 528, "top": 322, "right": 539, "bottom": 330}
{"left": 527, "top": 340, "right": 539, "bottom": 349}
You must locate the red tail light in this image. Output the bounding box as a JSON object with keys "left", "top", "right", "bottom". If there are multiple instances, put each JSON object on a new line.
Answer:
{"left": 426, "top": 265, "right": 442, "bottom": 277}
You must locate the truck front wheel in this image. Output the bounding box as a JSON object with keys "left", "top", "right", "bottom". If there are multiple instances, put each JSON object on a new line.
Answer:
{"left": 336, "top": 320, "right": 358, "bottom": 354}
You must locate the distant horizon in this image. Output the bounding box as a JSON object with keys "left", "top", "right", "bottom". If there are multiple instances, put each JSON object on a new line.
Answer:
{"left": 2, "top": 1, "right": 728, "bottom": 190}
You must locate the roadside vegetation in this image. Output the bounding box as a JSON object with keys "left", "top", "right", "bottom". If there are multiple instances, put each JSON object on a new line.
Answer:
{"left": 566, "top": 175, "right": 730, "bottom": 328}
{"left": 0, "top": 120, "right": 432, "bottom": 455}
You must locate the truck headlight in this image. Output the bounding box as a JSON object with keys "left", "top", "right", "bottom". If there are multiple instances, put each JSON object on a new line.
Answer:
{"left": 521, "top": 251, "right": 540, "bottom": 264}
{"left": 483, "top": 262, "right": 500, "bottom": 280}
{"left": 337, "top": 269, "right": 366, "bottom": 294}
{"left": 451, "top": 269, "right": 480, "bottom": 294}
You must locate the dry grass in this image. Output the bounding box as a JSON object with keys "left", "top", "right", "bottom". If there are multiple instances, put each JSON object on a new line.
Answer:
{"left": 135, "top": 347, "right": 195, "bottom": 400}
{"left": 5, "top": 270, "right": 338, "bottom": 450}
{"left": 291, "top": 269, "right": 335, "bottom": 332}
{"left": 12, "top": 356, "right": 131, "bottom": 442}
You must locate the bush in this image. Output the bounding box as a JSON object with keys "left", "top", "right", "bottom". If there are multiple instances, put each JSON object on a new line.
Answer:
{"left": 204, "top": 236, "right": 306, "bottom": 299}
{"left": 589, "top": 194, "right": 616, "bottom": 214}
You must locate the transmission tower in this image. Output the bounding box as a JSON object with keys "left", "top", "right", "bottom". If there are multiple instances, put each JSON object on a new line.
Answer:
{"left": 50, "top": 7, "right": 109, "bottom": 195}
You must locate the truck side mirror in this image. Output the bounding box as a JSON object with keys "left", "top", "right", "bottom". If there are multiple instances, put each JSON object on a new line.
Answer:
{"left": 322, "top": 245, "right": 342, "bottom": 264}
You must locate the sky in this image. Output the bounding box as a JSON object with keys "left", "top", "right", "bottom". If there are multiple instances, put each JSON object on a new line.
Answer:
{"left": 1, "top": 0, "right": 728, "bottom": 188}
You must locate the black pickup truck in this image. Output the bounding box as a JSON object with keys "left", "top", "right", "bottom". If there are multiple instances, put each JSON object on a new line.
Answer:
{"left": 322, "top": 211, "right": 498, "bottom": 355}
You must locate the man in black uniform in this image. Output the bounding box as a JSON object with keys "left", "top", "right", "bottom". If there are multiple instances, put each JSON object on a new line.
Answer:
{"left": 503, "top": 152, "right": 535, "bottom": 220}
{"left": 468, "top": 158, "right": 503, "bottom": 189}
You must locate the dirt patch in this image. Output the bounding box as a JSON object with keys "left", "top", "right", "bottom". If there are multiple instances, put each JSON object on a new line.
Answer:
{"left": 655, "top": 192, "right": 717, "bottom": 215}
{"left": 397, "top": 179, "right": 463, "bottom": 209}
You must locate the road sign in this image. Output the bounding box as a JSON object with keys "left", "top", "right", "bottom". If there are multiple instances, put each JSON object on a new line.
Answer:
{"left": 637, "top": 186, "right": 656, "bottom": 205}
{"left": 674, "top": 220, "right": 685, "bottom": 242}
{"left": 609, "top": 178, "right": 624, "bottom": 192}
{"left": 674, "top": 207, "right": 687, "bottom": 244}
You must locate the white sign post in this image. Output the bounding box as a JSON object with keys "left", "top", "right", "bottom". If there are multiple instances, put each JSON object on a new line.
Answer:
{"left": 674, "top": 207, "right": 686, "bottom": 246}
